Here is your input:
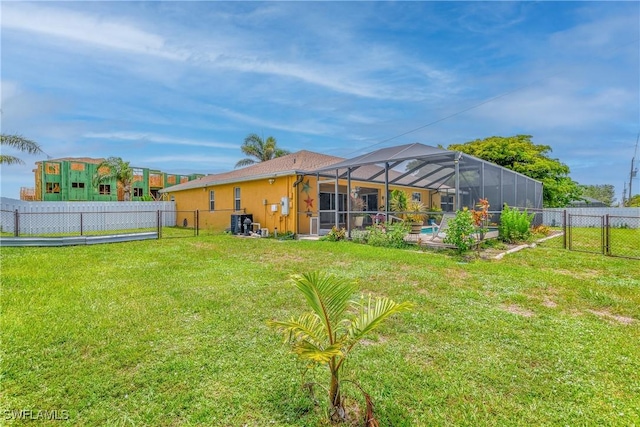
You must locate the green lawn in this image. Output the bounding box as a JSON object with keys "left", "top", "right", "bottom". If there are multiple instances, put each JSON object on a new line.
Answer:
{"left": 566, "top": 226, "right": 640, "bottom": 258}
{"left": 1, "top": 235, "right": 639, "bottom": 426}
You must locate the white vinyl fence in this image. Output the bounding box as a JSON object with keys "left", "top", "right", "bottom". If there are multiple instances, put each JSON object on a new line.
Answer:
{"left": 543, "top": 207, "right": 640, "bottom": 228}
{"left": 0, "top": 197, "right": 177, "bottom": 235}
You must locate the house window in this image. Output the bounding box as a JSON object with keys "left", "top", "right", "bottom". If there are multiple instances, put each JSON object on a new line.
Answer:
{"left": 71, "top": 182, "right": 85, "bottom": 189}
{"left": 412, "top": 192, "right": 421, "bottom": 202}
{"left": 99, "top": 184, "right": 111, "bottom": 195}
{"left": 234, "top": 187, "right": 241, "bottom": 211}
{"left": 46, "top": 182, "right": 61, "bottom": 193}
{"left": 440, "top": 194, "right": 454, "bottom": 212}
{"left": 133, "top": 188, "right": 143, "bottom": 197}
{"left": 209, "top": 190, "right": 215, "bottom": 211}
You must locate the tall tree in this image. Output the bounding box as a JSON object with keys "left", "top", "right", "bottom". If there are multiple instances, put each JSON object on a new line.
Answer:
{"left": 235, "top": 133, "right": 290, "bottom": 168}
{"left": 628, "top": 194, "right": 640, "bottom": 207}
{"left": 93, "top": 157, "right": 134, "bottom": 201}
{"left": 580, "top": 184, "right": 616, "bottom": 206}
{"left": 448, "top": 135, "right": 582, "bottom": 208}
{"left": 0, "top": 134, "right": 43, "bottom": 165}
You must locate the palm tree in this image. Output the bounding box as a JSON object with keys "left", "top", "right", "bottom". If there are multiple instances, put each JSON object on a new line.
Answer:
{"left": 93, "top": 157, "right": 134, "bottom": 201}
{"left": 268, "top": 272, "right": 412, "bottom": 424}
{"left": 0, "top": 134, "right": 43, "bottom": 165}
{"left": 235, "top": 133, "right": 290, "bottom": 168}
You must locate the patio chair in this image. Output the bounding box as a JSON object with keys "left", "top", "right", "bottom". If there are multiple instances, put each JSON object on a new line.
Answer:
{"left": 370, "top": 212, "right": 403, "bottom": 225}
{"left": 430, "top": 212, "right": 456, "bottom": 241}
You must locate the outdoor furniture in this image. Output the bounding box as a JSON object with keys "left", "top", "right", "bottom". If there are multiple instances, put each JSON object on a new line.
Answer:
{"left": 370, "top": 213, "right": 403, "bottom": 224}
{"left": 430, "top": 212, "right": 456, "bottom": 241}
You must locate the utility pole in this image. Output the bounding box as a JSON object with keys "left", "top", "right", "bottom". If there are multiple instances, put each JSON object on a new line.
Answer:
{"left": 630, "top": 158, "right": 635, "bottom": 204}
{"left": 628, "top": 133, "right": 639, "bottom": 206}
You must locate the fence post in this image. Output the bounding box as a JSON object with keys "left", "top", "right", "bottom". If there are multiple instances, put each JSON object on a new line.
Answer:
{"left": 605, "top": 214, "right": 610, "bottom": 256}
{"left": 562, "top": 210, "right": 567, "bottom": 249}
{"left": 601, "top": 215, "right": 605, "bottom": 255}
{"left": 157, "top": 210, "right": 161, "bottom": 239}
{"left": 196, "top": 210, "right": 199, "bottom": 236}
{"left": 80, "top": 213, "right": 84, "bottom": 236}
{"left": 14, "top": 209, "right": 19, "bottom": 237}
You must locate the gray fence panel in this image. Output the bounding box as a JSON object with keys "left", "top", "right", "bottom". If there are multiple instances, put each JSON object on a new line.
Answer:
{"left": 544, "top": 208, "right": 640, "bottom": 229}
{"left": 0, "top": 197, "right": 176, "bottom": 234}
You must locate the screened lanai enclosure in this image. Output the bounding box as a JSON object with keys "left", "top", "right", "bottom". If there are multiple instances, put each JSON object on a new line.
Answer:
{"left": 310, "top": 143, "right": 542, "bottom": 234}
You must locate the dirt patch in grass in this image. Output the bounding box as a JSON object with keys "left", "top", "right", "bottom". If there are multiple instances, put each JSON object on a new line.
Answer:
{"left": 445, "top": 269, "right": 470, "bottom": 281}
{"left": 190, "top": 242, "right": 220, "bottom": 250}
{"left": 552, "top": 269, "right": 601, "bottom": 279}
{"left": 502, "top": 304, "right": 535, "bottom": 317}
{"left": 259, "top": 252, "right": 306, "bottom": 264}
{"left": 542, "top": 299, "right": 558, "bottom": 308}
{"left": 586, "top": 309, "right": 636, "bottom": 325}
{"left": 478, "top": 243, "right": 521, "bottom": 259}
{"left": 360, "top": 336, "right": 388, "bottom": 346}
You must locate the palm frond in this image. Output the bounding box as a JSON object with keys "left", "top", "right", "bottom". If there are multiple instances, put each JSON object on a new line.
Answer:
{"left": 267, "top": 313, "right": 325, "bottom": 345}
{"left": 348, "top": 295, "right": 413, "bottom": 344}
{"left": 0, "top": 134, "right": 43, "bottom": 155}
{"left": 274, "top": 148, "right": 291, "bottom": 157}
{"left": 93, "top": 157, "right": 134, "bottom": 200}
{"left": 268, "top": 314, "right": 345, "bottom": 364}
{"left": 237, "top": 133, "right": 288, "bottom": 166}
{"left": 0, "top": 155, "right": 24, "bottom": 165}
{"left": 292, "top": 272, "right": 356, "bottom": 340}
{"left": 234, "top": 158, "right": 256, "bottom": 168}
{"left": 292, "top": 341, "right": 344, "bottom": 364}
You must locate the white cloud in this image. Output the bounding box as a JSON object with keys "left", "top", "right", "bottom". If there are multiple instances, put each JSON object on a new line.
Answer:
{"left": 455, "top": 2, "right": 528, "bottom": 34}
{"left": 1, "top": 80, "right": 21, "bottom": 102}
{"left": 209, "top": 107, "right": 339, "bottom": 137}
{"left": 1, "top": 3, "right": 453, "bottom": 101}
{"left": 468, "top": 77, "right": 636, "bottom": 130}
{"left": 1, "top": 3, "right": 187, "bottom": 61}
{"left": 549, "top": 7, "right": 640, "bottom": 54}
{"left": 83, "top": 132, "right": 238, "bottom": 150}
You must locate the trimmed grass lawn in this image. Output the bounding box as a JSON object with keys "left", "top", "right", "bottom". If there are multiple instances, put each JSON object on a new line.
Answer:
{"left": 1, "top": 235, "right": 639, "bottom": 425}
{"left": 566, "top": 226, "right": 640, "bottom": 258}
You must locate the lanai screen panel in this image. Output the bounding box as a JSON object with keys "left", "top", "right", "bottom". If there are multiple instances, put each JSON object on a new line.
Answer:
{"left": 483, "top": 163, "right": 502, "bottom": 209}
{"left": 457, "top": 155, "right": 543, "bottom": 210}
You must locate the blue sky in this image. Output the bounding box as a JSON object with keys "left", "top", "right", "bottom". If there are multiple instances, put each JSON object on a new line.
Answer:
{"left": 1, "top": 1, "right": 639, "bottom": 202}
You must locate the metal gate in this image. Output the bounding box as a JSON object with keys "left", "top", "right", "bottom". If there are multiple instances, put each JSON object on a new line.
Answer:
{"left": 567, "top": 213, "right": 640, "bottom": 259}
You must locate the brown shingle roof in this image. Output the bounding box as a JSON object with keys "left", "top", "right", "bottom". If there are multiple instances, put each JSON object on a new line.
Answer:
{"left": 161, "top": 150, "right": 345, "bottom": 192}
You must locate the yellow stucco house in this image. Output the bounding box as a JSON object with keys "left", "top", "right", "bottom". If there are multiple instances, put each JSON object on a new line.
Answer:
{"left": 160, "top": 148, "right": 440, "bottom": 236}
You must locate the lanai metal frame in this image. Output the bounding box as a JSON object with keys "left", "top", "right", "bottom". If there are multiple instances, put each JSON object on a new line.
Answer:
{"left": 310, "top": 143, "right": 543, "bottom": 234}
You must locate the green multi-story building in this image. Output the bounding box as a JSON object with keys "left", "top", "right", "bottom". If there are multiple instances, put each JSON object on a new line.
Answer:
{"left": 23, "top": 158, "right": 203, "bottom": 202}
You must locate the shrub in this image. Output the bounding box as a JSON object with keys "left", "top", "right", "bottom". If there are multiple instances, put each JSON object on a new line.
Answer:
{"left": 470, "top": 198, "right": 491, "bottom": 242}
{"left": 499, "top": 206, "right": 535, "bottom": 243}
{"left": 322, "top": 226, "right": 346, "bottom": 242}
{"left": 350, "top": 229, "right": 369, "bottom": 244}
{"left": 390, "top": 190, "right": 408, "bottom": 219}
{"left": 443, "top": 209, "right": 476, "bottom": 253}
{"left": 366, "top": 222, "right": 410, "bottom": 248}
{"left": 405, "top": 199, "right": 426, "bottom": 223}
{"left": 532, "top": 225, "right": 551, "bottom": 236}
{"left": 278, "top": 231, "right": 297, "bottom": 240}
